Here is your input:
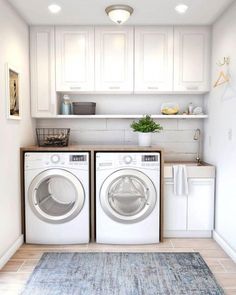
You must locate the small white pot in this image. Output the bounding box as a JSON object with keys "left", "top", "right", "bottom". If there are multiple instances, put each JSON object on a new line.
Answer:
{"left": 138, "top": 132, "right": 152, "bottom": 147}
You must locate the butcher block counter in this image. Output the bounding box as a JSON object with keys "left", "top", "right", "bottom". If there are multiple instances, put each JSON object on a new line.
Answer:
{"left": 20, "top": 144, "right": 164, "bottom": 152}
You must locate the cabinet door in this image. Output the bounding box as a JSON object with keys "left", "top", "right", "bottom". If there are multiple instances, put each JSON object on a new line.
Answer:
{"left": 174, "top": 26, "right": 210, "bottom": 92}
{"left": 56, "top": 26, "right": 94, "bottom": 92}
{"left": 135, "top": 26, "right": 173, "bottom": 92}
{"left": 187, "top": 178, "right": 215, "bottom": 231}
{"left": 95, "top": 27, "right": 133, "bottom": 93}
{"left": 30, "top": 26, "right": 56, "bottom": 118}
{"left": 164, "top": 180, "right": 187, "bottom": 231}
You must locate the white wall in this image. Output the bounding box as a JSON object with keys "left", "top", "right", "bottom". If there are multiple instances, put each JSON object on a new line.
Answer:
{"left": 37, "top": 94, "right": 204, "bottom": 161}
{"left": 204, "top": 1, "right": 236, "bottom": 254}
{"left": 0, "top": 0, "right": 35, "bottom": 262}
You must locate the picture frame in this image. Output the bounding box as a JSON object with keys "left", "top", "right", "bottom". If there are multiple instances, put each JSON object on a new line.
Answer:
{"left": 6, "top": 63, "right": 21, "bottom": 120}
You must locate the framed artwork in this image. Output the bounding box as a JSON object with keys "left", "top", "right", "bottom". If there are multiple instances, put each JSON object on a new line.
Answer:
{"left": 6, "top": 64, "right": 21, "bottom": 120}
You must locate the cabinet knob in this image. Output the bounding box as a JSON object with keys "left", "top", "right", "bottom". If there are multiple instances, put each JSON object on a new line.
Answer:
{"left": 186, "top": 86, "right": 199, "bottom": 90}
{"left": 148, "top": 86, "right": 159, "bottom": 90}
{"left": 109, "top": 86, "right": 120, "bottom": 90}
{"left": 70, "top": 86, "right": 81, "bottom": 90}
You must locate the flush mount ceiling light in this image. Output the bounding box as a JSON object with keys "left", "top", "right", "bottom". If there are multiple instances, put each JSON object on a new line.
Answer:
{"left": 48, "top": 4, "right": 61, "bottom": 14}
{"left": 105, "top": 5, "right": 134, "bottom": 25}
{"left": 175, "top": 4, "right": 189, "bottom": 14}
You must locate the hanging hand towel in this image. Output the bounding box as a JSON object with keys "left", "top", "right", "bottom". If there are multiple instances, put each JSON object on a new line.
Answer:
{"left": 173, "top": 165, "right": 189, "bottom": 196}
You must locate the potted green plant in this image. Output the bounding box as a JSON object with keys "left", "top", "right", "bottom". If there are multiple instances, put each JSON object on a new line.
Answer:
{"left": 130, "top": 115, "right": 163, "bottom": 146}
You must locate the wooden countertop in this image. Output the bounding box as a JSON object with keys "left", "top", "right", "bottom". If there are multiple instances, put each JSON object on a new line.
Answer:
{"left": 21, "top": 145, "right": 164, "bottom": 152}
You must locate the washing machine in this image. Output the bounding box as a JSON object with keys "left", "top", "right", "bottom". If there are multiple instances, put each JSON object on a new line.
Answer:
{"left": 96, "top": 152, "right": 161, "bottom": 244}
{"left": 24, "top": 152, "right": 90, "bottom": 244}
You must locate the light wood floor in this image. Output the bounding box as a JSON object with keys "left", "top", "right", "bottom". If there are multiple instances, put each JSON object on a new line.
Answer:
{"left": 0, "top": 239, "right": 236, "bottom": 295}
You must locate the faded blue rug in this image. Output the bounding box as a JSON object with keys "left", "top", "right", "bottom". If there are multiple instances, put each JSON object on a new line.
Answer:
{"left": 21, "top": 252, "right": 224, "bottom": 295}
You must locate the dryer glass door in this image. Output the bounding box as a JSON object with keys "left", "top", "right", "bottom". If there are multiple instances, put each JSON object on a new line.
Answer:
{"left": 100, "top": 169, "right": 157, "bottom": 223}
{"left": 29, "top": 169, "right": 85, "bottom": 224}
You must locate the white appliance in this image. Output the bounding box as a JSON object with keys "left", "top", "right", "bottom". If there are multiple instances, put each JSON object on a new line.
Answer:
{"left": 24, "top": 152, "right": 90, "bottom": 244}
{"left": 96, "top": 152, "right": 161, "bottom": 244}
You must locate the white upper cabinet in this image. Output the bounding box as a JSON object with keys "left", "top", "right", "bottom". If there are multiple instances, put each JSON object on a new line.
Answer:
{"left": 30, "top": 26, "right": 56, "bottom": 118}
{"left": 95, "top": 27, "right": 134, "bottom": 93}
{"left": 135, "top": 27, "right": 173, "bottom": 93}
{"left": 55, "top": 26, "right": 94, "bottom": 92}
{"left": 174, "top": 26, "right": 211, "bottom": 92}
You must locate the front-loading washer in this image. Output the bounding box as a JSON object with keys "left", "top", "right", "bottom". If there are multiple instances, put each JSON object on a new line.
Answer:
{"left": 24, "top": 152, "right": 90, "bottom": 244}
{"left": 96, "top": 152, "right": 161, "bottom": 244}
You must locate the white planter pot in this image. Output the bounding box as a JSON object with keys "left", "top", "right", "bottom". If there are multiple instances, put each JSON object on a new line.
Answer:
{"left": 138, "top": 132, "right": 152, "bottom": 147}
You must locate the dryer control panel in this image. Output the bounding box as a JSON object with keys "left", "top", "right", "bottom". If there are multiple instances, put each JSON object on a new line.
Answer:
{"left": 96, "top": 152, "right": 160, "bottom": 170}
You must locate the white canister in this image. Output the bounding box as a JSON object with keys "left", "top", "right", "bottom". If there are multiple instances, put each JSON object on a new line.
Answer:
{"left": 138, "top": 132, "right": 152, "bottom": 147}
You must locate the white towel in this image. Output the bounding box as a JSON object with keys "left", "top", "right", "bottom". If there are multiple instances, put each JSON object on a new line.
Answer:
{"left": 173, "top": 165, "right": 189, "bottom": 196}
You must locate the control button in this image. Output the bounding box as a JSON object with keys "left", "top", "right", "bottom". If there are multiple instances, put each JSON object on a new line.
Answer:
{"left": 123, "top": 155, "right": 132, "bottom": 164}
{"left": 51, "top": 154, "right": 60, "bottom": 164}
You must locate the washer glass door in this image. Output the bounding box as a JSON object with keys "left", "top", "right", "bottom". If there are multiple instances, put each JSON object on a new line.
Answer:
{"left": 29, "top": 169, "right": 84, "bottom": 224}
{"left": 100, "top": 169, "right": 157, "bottom": 223}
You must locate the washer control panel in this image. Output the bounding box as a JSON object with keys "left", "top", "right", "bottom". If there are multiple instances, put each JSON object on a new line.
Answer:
{"left": 25, "top": 152, "right": 89, "bottom": 170}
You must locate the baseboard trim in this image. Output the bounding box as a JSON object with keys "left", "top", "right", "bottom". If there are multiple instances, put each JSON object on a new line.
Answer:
{"left": 164, "top": 230, "right": 212, "bottom": 238}
{"left": 0, "top": 235, "right": 24, "bottom": 269}
{"left": 213, "top": 231, "right": 236, "bottom": 263}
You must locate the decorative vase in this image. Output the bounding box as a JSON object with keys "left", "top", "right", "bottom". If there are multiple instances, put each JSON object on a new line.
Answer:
{"left": 138, "top": 132, "right": 152, "bottom": 147}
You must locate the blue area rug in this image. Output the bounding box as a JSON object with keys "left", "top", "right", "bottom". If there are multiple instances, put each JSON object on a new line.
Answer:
{"left": 21, "top": 252, "right": 224, "bottom": 295}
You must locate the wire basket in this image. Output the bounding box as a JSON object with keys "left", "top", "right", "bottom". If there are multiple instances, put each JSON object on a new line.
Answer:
{"left": 36, "top": 128, "right": 70, "bottom": 147}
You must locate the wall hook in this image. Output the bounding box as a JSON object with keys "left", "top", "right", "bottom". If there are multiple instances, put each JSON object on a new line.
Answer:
{"left": 216, "top": 57, "right": 230, "bottom": 67}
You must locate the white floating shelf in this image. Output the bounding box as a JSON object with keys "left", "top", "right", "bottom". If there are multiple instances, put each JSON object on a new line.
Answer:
{"left": 55, "top": 114, "right": 208, "bottom": 119}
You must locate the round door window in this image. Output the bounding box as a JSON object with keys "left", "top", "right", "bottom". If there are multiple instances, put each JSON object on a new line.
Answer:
{"left": 100, "top": 169, "right": 157, "bottom": 223}
{"left": 29, "top": 169, "right": 85, "bottom": 224}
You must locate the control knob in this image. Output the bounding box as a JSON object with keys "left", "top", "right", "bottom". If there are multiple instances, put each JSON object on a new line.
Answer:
{"left": 51, "top": 154, "right": 60, "bottom": 164}
{"left": 123, "top": 155, "right": 133, "bottom": 164}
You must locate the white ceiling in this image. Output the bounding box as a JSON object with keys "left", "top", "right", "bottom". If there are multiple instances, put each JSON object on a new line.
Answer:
{"left": 7, "top": 0, "right": 234, "bottom": 25}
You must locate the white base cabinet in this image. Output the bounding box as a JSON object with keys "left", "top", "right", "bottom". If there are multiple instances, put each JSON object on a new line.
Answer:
{"left": 164, "top": 178, "right": 215, "bottom": 237}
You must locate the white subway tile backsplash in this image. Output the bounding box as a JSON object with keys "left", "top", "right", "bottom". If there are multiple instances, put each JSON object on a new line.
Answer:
{"left": 178, "top": 119, "right": 204, "bottom": 130}
{"left": 106, "top": 119, "right": 133, "bottom": 130}
{"left": 155, "top": 142, "right": 198, "bottom": 153}
{"left": 70, "top": 130, "right": 125, "bottom": 144}
{"left": 36, "top": 93, "right": 203, "bottom": 162}
{"left": 155, "top": 119, "right": 178, "bottom": 130}
{"left": 37, "top": 119, "right": 106, "bottom": 130}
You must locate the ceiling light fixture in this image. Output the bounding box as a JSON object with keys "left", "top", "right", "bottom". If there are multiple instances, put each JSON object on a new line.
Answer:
{"left": 105, "top": 5, "right": 134, "bottom": 25}
{"left": 175, "top": 4, "right": 188, "bottom": 14}
{"left": 48, "top": 4, "right": 61, "bottom": 14}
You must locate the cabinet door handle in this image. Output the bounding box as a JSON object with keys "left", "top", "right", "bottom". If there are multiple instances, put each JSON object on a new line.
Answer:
{"left": 70, "top": 86, "right": 81, "bottom": 90}
{"left": 186, "top": 86, "right": 199, "bottom": 90}
{"left": 148, "top": 86, "right": 159, "bottom": 90}
{"left": 109, "top": 86, "right": 120, "bottom": 90}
